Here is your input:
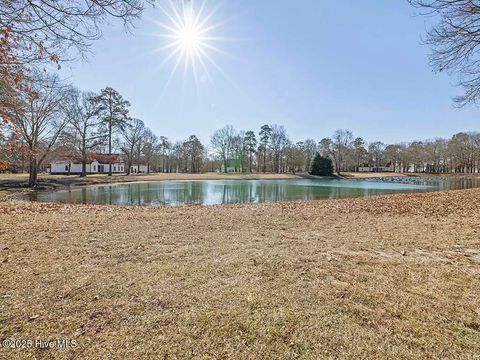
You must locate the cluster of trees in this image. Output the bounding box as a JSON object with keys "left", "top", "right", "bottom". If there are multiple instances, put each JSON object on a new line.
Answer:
{"left": 0, "top": 81, "right": 211, "bottom": 183}
{"left": 208, "top": 126, "right": 480, "bottom": 175}
{"left": 210, "top": 125, "right": 317, "bottom": 174}
{"left": 0, "top": 81, "right": 159, "bottom": 184}
{"left": 318, "top": 129, "right": 480, "bottom": 174}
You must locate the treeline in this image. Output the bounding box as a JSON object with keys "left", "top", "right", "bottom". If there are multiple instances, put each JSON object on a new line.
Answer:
{"left": 207, "top": 126, "right": 480, "bottom": 175}
{"left": 317, "top": 129, "right": 480, "bottom": 174}
{"left": 3, "top": 85, "right": 480, "bottom": 186}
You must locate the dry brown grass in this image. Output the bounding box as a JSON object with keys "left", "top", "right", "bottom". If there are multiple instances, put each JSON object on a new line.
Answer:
{"left": 1, "top": 189, "right": 480, "bottom": 359}
{"left": 0, "top": 172, "right": 302, "bottom": 189}
{"left": 342, "top": 172, "right": 408, "bottom": 179}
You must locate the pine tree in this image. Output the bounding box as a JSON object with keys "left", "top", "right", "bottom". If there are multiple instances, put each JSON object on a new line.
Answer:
{"left": 92, "top": 87, "right": 130, "bottom": 175}
{"left": 244, "top": 131, "right": 257, "bottom": 173}
{"left": 258, "top": 124, "right": 271, "bottom": 173}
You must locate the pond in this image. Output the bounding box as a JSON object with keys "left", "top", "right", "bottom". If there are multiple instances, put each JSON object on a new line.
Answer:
{"left": 27, "top": 177, "right": 480, "bottom": 206}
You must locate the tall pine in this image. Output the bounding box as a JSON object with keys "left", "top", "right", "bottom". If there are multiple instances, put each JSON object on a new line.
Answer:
{"left": 258, "top": 124, "right": 271, "bottom": 173}
{"left": 92, "top": 87, "right": 130, "bottom": 175}
{"left": 244, "top": 131, "right": 257, "bottom": 173}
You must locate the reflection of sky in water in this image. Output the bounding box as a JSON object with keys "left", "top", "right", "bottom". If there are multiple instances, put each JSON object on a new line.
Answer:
{"left": 30, "top": 178, "right": 480, "bottom": 206}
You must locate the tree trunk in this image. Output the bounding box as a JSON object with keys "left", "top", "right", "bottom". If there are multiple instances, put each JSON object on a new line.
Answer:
{"left": 263, "top": 151, "right": 266, "bottom": 173}
{"left": 28, "top": 156, "right": 37, "bottom": 187}
{"left": 81, "top": 138, "right": 87, "bottom": 177}
{"left": 81, "top": 160, "right": 87, "bottom": 177}
{"left": 108, "top": 120, "right": 112, "bottom": 176}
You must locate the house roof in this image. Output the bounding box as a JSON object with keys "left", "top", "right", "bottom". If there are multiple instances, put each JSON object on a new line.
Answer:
{"left": 52, "top": 153, "right": 124, "bottom": 164}
{"left": 92, "top": 153, "right": 122, "bottom": 164}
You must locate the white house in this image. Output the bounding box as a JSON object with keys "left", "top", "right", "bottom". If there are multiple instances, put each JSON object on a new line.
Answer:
{"left": 50, "top": 154, "right": 125, "bottom": 175}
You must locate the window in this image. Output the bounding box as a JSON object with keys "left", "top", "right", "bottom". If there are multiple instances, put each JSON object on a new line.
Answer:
{"left": 65, "top": 165, "right": 68, "bottom": 171}
{"left": 93, "top": 165, "right": 96, "bottom": 171}
{"left": 114, "top": 166, "right": 116, "bottom": 171}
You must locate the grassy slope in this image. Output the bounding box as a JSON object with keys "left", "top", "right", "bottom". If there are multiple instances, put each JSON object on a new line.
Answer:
{"left": 1, "top": 189, "right": 479, "bottom": 359}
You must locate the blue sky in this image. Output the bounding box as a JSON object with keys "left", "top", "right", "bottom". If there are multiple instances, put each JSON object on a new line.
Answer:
{"left": 61, "top": 0, "right": 479, "bottom": 145}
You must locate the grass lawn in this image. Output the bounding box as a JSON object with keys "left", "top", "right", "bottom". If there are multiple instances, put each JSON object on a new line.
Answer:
{"left": 1, "top": 188, "right": 479, "bottom": 358}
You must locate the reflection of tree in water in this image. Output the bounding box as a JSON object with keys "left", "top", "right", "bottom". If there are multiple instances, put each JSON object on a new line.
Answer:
{"left": 219, "top": 181, "right": 250, "bottom": 204}
{"left": 152, "top": 182, "right": 205, "bottom": 205}
{"left": 220, "top": 181, "right": 303, "bottom": 204}
{"left": 74, "top": 185, "right": 127, "bottom": 205}
{"left": 81, "top": 188, "right": 87, "bottom": 204}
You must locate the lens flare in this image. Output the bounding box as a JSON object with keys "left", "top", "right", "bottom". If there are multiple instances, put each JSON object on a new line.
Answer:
{"left": 154, "top": 0, "right": 227, "bottom": 90}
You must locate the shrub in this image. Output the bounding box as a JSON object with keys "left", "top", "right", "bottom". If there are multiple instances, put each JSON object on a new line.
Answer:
{"left": 310, "top": 154, "right": 333, "bottom": 176}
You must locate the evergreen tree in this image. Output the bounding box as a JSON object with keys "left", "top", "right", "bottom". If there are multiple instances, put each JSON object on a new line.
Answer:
{"left": 258, "top": 124, "right": 271, "bottom": 173}
{"left": 310, "top": 153, "right": 334, "bottom": 176}
{"left": 91, "top": 87, "right": 130, "bottom": 175}
{"left": 244, "top": 131, "right": 257, "bottom": 173}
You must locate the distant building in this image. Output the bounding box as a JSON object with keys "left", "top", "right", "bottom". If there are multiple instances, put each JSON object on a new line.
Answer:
{"left": 50, "top": 154, "right": 125, "bottom": 174}
{"left": 358, "top": 162, "right": 395, "bottom": 172}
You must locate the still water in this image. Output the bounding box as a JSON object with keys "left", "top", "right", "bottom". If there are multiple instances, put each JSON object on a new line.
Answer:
{"left": 28, "top": 178, "right": 480, "bottom": 206}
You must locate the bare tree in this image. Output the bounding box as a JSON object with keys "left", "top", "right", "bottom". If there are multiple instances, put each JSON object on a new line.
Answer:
{"left": 352, "top": 137, "right": 367, "bottom": 171}
{"left": 0, "top": 1, "right": 151, "bottom": 120}
{"left": 368, "top": 141, "right": 386, "bottom": 171}
{"left": 142, "top": 128, "right": 159, "bottom": 174}
{"left": 331, "top": 129, "right": 353, "bottom": 174}
{"left": 269, "top": 125, "right": 289, "bottom": 173}
{"left": 158, "top": 136, "right": 171, "bottom": 172}
{"left": 302, "top": 139, "right": 318, "bottom": 172}
{"left": 121, "top": 118, "right": 144, "bottom": 175}
{"left": 184, "top": 135, "right": 204, "bottom": 173}
{"left": 211, "top": 125, "right": 235, "bottom": 173}
{"left": 231, "top": 131, "right": 246, "bottom": 172}
{"left": 62, "top": 89, "right": 101, "bottom": 177}
{"left": 5, "top": 74, "right": 70, "bottom": 186}
{"left": 0, "top": 0, "right": 149, "bottom": 67}
{"left": 410, "top": 0, "right": 480, "bottom": 105}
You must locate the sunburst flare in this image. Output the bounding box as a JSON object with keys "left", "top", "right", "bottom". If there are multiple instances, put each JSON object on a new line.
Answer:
{"left": 154, "top": 0, "right": 227, "bottom": 90}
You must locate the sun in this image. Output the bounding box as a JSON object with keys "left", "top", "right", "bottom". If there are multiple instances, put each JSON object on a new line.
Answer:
{"left": 177, "top": 14, "right": 201, "bottom": 51}
{"left": 154, "top": 0, "right": 226, "bottom": 88}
